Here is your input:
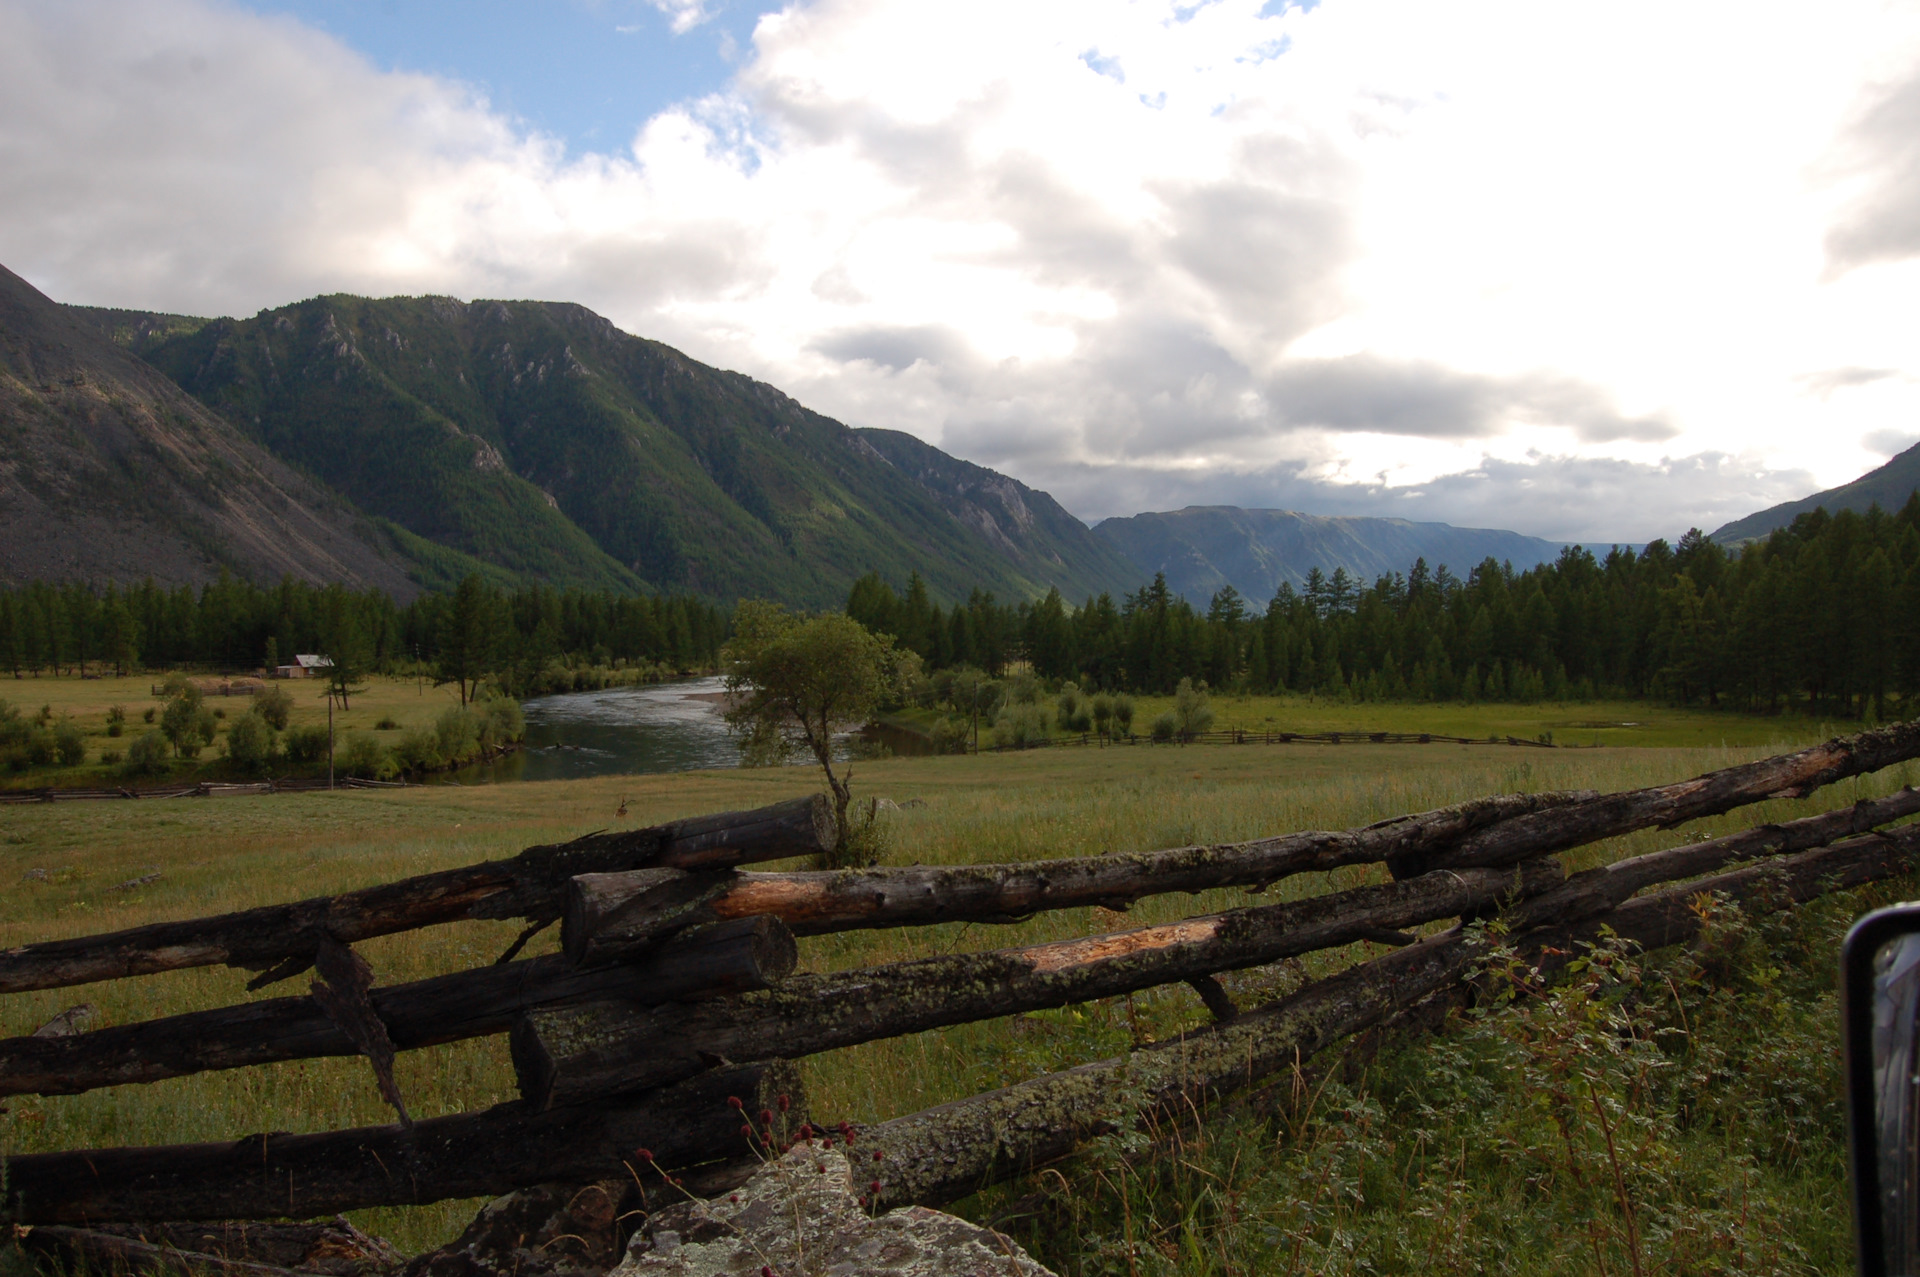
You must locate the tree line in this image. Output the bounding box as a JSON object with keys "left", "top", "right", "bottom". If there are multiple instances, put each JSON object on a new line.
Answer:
{"left": 847, "top": 498, "right": 1920, "bottom": 717}
{"left": 0, "top": 575, "right": 729, "bottom": 698}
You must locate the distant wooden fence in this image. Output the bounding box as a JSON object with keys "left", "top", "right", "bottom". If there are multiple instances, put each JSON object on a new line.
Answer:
{"left": 5, "top": 725, "right": 1920, "bottom": 1231}
{"left": 0, "top": 778, "right": 408, "bottom": 805}
{"left": 990, "top": 727, "right": 1567, "bottom": 751}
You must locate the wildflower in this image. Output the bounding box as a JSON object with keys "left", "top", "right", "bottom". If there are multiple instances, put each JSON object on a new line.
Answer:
{"left": 635, "top": 1148, "right": 654, "bottom": 1162}
{"left": 727, "top": 1096, "right": 743, "bottom": 1109}
{"left": 778, "top": 1094, "right": 791, "bottom": 1112}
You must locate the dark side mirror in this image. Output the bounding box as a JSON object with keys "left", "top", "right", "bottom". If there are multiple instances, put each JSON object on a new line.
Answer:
{"left": 1845, "top": 904, "right": 1920, "bottom": 1276}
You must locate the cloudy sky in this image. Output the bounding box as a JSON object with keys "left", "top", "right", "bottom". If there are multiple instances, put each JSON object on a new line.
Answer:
{"left": 5, "top": 0, "right": 1919, "bottom": 542}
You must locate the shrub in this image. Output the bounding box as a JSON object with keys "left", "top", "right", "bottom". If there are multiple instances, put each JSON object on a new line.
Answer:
{"left": 224, "top": 712, "right": 275, "bottom": 774}
{"left": 1150, "top": 711, "right": 1178, "bottom": 742}
{"left": 23, "top": 728, "right": 55, "bottom": 768}
{"left": 435, "top": 706, "right": 481, "bottom": 764}
{"left": 254, "top": 684, "right": 294, "bottom": 731}
{"left": 389, "top": 727, "right": 443, "bottom": 773}
{"left": 1112, "top": 695, "right": 1135, "bottom": 736}
{"left": 1091, "top": 694, "right": 1114, "bottom": 736}
{"left": 339, "top": 732, "right": 391, "bottom": 779}
{"left": 479, "top": 697, "right": 525, "bottom": 749}
{"left": 374, "top": 716, "right": 399, "bottom": 731}
{"left": 123, "top": 730, "right": 171, "bottom": 777}
{"left": 1173, "top": 677, "right": 1214, "bottom": 740}
{"left": 929, "top": 715, "right": 971, "bottom": 754}
{"left": 142, "top": 706, "right": 155, "bottom": 724}
{"left": 992, "top": 702, "right": 1049, "bottom": 749}
{"left": 282, "top": 724, "right": 332, "bottom": 765}
{"left": 106, "top": 704, "right": 126, "bottom": 738}
{"left": 98, "top": 749, "right": 122, "bottom": 766}
{"left": 53, "top": 719, "right": 86, "bottom": 767}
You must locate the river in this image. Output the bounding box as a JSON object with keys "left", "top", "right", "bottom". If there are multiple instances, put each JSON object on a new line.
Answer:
{"left": 443, "top": 676, "right": 741, "bottom": 783}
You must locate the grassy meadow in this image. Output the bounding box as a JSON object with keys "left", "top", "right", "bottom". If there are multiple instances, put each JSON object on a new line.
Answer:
{"left": 1, "top": 682, "right": 1913, "bottom": 1271}
{"left": 0, "top": 673, "right": 477, "bottom": 787}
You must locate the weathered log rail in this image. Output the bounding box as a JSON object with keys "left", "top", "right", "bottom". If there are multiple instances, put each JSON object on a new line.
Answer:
{"left": 3, "top": 721, "right": 1919, "bottom": 1230}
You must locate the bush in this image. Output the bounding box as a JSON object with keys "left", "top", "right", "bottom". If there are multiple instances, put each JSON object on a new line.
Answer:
{"left": 1112, "top": 695, "right": 1135, "bottom": 736}
{"left": 99, "top": 749, "right": 122, "bottom": 766}
{"left": 23, "top": 728, "right": 55, "bottom": 768}
{"left": 224, "top": 712, "right": 275, "bottom": 774}
{"left": 142, "top": 706, "right": 155, "bottom": 724}
{"left": 254, "top": 684, "right": 294, "bottom": 731}
{"left": 1090, "top": 694, "right": 1114, "bottom": 737}
{"left": 123, "top": 730, "right": 172, "bottom": 777}
{"left": 929, "top": 715, "right": 971, "bottom": 754}
{"left": 478, "top": 697, "right": 525, "bottom": 749}
{"left": 374, "top": 716, "right": 399, "bottom": 731}
{"left": 1173, "top": 677, "right": 1214, "bottom": 740}
{"left": 992, "top": 702, "right": 1049, "bottom": 749}
{"left": 1150, "top": 711, "right": 1178, "bottom": 742}
{"left": 389, "top": 727, "right": 443, "bottom": 773}
{"left": 53, "top": 719, "right": 86, "bottom": 767}
{"left": 339, "top": 732, "right": 391, "bottom": 779}
{"left": 106, "top": 704, "right": 126, "bottom": 738}
{"left": 435, "top": 706, "right": 481, "bottom": 764}
{"left": 282, "top": 724, "right": 332, "bottom": 765}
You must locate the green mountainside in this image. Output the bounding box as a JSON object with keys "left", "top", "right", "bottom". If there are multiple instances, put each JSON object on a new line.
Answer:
{"left": 125, "top": 294, "right": 1139, "bottom": 606}
{"left": 1710, "top": 441, "right": 1920, "bottom": 545}
{"left": 1093, "top": 506, "right": 1581, "bottom": 606}
{"left": 0, "top": 266, "right": 419, "bottom": 596}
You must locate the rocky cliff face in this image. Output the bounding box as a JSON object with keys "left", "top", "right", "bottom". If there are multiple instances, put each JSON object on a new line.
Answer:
{"left": 0, "top": 265, "right": 418, "bottom": 595}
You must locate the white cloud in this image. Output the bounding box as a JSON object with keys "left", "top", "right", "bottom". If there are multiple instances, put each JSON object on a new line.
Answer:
{"left": 3, "top": 0, "right": 1920, "bottom": 542}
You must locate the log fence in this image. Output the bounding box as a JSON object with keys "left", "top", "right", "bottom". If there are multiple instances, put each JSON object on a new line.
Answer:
{"left": 4, "top": 721, "right": 1920, "bottom": 1232}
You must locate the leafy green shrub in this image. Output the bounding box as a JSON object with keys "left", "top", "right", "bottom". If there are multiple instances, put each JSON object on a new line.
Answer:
{"left": 98, "top": 749, "right": 122, "bottom": 766}
{"left": 435, "top": 706, "right": 481, "bottom": 764}
{"left": 142, "top": 706, "right": 155, "bottom": 724}
{"left": 339, "top": 732, "right": 391, "bottom": 779}
{"left": 106, "top": 704, "right": 126, "bottom": 738}
{"left": 282, "top": 724, "right": 332, "bottom": 765}
{"left": 123, "top": 730, "right": 171, "bottom": 777}
{"left": 389, "top": 728, "right": 443, "bottom": 773}
{"left": 53, "top": 719, "right": 86, "bottom": 767}
{"left": 1112, "top": 695, "right": 1134, "bottom": 736}
{"left": 478, "top": 696, "right": 525, "bottom": 749}
{"left": 223, "top": 712, "right": 275, "bottom": 774}
{"left": 1150, "top": 710, "right": 1178, "bottom": 742}
{"left": 992, "top": 702, "right": 1049, "bottom": 748}
{"left": 1090, "top": 694, "right": 1114, "bottom": 737}
{"left": 23, "top": 729, "right": 55, "bottom": 768}
{"left": 929, "top": 715, "right": 971, "bottom": 754}
{"left": 1173, "top": 677, "right": 1214, "bottom": 740}
{"left": 254, "top": 684, "right": 294, "bottom": 731}
{"left": 374, "top": 716, "right": 399, "bottom": 731}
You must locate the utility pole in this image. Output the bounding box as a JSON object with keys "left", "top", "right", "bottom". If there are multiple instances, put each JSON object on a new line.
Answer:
{"left": 327, "top": 696, "right": 335, "bottom": 790}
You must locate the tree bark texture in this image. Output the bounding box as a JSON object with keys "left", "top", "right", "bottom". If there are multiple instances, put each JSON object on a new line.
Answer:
{"left": 1397, "top": 720, "right": 1920, "bottom": 877}
{"left": 514, "top": 861, "right": 1566, "bottom": 1108}
{"left": 0, "top": 795, "right": 830, "bottom": 995}
{"left": 2, "top": 1059, "right": 803, "bottom": 1225}
{"left": 0, "top": 917, "right": 795, "bottom": 1099}
{"left": 857, "top": 822, "right": 1920, "bottom": 1210}
{"left": 563, "top": 786, "right": 1920, "bottom": 951}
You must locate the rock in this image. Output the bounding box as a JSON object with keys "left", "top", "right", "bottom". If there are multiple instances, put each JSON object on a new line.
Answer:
{"left": 405, "top": 1180, "right": 634, "bottom": 1277}
{"left": 615, "top": 1142, "right": 1054, "bottom": 1277}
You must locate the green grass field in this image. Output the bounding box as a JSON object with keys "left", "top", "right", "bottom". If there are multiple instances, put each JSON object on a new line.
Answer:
{"left": 1, "top": 683, "right": 1911, "bottom": 1271}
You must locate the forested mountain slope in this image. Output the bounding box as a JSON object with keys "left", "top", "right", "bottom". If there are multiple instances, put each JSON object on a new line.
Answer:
{"left": 1092, "top": 506, "right": 1578, "bottom": 606}
{"left": 131, "top": 294, "right": 1139, "bottom": 607}
{"left": 1711, "top": 441, "right": 1920, "bottom": 545}
{"left": 0, "top": 266, "right": 418, "bottom": 596}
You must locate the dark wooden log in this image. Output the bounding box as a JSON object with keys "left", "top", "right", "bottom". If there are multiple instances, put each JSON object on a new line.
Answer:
{"left": 857, "top": 822, "right": 1920, "bottom": 1209}
{"left": 563, "top": 868, "right": 739, "bottom": 966}
{"left": 3, "top": 1059, "right": 803, "bottom": 1224}
{"left": 0, "top": 795, "right": 831, "bottom": 995}
{"left": 583, "top": 789, "right": 1594, "bottom": 942}
{"left": 0, "top": 917, "right": 795, "bottom": 1099}
{"left": 512, "top": 861, "right": 1565, "bottom": 1108}
{"left": 1397, "top": 720, "right": 1920, "bottom": 877}
{"left": 563, "top": 783, "right": 1920, "bottom": 945}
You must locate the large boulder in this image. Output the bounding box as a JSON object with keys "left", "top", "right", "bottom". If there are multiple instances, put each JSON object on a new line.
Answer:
{"left": 615, "top": 1142, "right": 1054, "bottom": 1276}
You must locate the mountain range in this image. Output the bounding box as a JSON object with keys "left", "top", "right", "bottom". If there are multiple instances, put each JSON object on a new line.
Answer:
{"left": 1709, "top": 440, "right": 1920, "bottom": 545}
{"left": 7, "top": 262, "right": 1915, "bottom": 610}
{"left": 1091, "top": 507, "right": 1590, "bottom": 607}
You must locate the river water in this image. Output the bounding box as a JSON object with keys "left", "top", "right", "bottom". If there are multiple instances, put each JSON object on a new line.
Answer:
{"left": 444, "top": 676, "right": 741, "bottom": 783}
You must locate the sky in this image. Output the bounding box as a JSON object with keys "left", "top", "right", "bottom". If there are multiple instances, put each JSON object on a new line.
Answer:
{"left": 4, "top": 0, "right": 1919, "bottom": 544}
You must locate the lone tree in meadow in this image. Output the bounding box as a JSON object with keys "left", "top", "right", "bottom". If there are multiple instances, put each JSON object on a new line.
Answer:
{"left": 722, "top": 601, "right": 902, "bottom": 865}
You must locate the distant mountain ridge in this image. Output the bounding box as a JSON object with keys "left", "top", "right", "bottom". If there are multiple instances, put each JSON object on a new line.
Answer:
{"left": 1093, "top": 506, "right": 1593, "bottom": 606}
{"left": 63, "top": 289, "right": 1139, "bottom": 605}
{"left": 0, "top": 265, "right": 418, "bottom": 595}
{"left": 1710, "top": 441, "right": 1920, "bottom": 545}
